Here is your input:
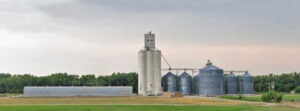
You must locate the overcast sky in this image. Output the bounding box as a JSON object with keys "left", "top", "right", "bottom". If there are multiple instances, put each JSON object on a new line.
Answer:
{"left": 0, "top": 0, "right": 300, "bottom": 76}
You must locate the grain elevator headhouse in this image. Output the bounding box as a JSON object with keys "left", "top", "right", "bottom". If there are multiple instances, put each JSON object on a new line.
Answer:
{"left": 144, "top": 32, "right": 155, "bottom": 51}
{"left": 138, "top": 32, "right": 162, "bottom": 96}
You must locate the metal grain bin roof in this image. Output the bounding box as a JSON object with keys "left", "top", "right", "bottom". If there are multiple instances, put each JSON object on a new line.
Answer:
{"left": 201, "top": 60, "right": 222, "bottom": 71}
{"left": 227, "top": 71, "right": 236, "bottom": 77}
{"left": 242, "top": 71, "right": 253, "bottom": 77}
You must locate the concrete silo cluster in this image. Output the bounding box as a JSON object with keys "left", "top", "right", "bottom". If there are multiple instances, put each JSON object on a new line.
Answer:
{"left": 138, "top": 32, "right": 162, "bottom": 96}
{"left": 138, "top": 32, "right": 254, "bottom": 96}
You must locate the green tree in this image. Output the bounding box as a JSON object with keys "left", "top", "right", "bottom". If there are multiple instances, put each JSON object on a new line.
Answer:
{"left": 294, "top": 86, "right": 300, "bottom": 93}
{"left": 80, "top": 75, "right": 96, "bottom": 86}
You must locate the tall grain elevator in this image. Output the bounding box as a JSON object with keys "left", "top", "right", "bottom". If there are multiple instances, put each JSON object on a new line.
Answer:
{"left": 138, "top": 32, "right": 162, "bottom": 96}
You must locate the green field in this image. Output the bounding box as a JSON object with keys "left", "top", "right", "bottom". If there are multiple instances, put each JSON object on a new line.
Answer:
{"left": 284, "top": 95, "right": 300, "bottom": 101}
{"left": 0, "top": 93, "right": 20, "bottom": 97}
{"left": 0, "top": 96, "right": 299, "bottom": 111}
{"left": 0, "top": 105, "right": 299, "bottom": 111}
{"left": 220, "top": 94, "right": 300, "bottom": 102}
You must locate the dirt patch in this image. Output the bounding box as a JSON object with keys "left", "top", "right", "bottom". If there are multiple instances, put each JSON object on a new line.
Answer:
{"left": 0, "top": 97, "right": 253, "bottom": 106}
{"left": 281, "top": 102, "right": 300, "bottom": 108}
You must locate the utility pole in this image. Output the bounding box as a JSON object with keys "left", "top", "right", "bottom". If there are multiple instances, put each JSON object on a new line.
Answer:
{"left": 268, "top": 81, "right": 275, "bottom": 92}
{"left": 271, "top": 81, "right": 275, "bottom": 91}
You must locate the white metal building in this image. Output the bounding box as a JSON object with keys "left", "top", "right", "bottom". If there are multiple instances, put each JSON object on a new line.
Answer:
{"left": 23, "top": 86, "right": 132, "bottom": 97}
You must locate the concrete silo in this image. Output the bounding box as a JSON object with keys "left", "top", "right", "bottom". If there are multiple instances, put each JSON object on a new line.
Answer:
{"left": 138, "top": 32, "right": 162, "bottom": 96}
{"left": 198, "top": 60, "right": 224, "bottom": 96}
{"left": 138, "top": 50, "right": 147, "bottom": 96}
{"left": 146, "top": 51, "right": 155, "bottom": 94}
{"left": 225, "top": 71, "right": 239, "bottom": 94}
{"left": 178, "top": 72, "right": 192, "bottom": 95}
{"left": 153, "top": 51, "right": 162, "bottom": 95}
{"left": 240, "top": 72, "right": 254, "bottom": 95}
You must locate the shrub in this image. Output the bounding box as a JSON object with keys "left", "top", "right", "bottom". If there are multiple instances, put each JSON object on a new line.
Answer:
{"left": 261, "top": 91, "right": 283, "bottom": 103}
{"left": 295, "top": 86, "right": 300, "bottom": 93}
{"left": 238, "top": 94, "right": 243, "bottom": 100}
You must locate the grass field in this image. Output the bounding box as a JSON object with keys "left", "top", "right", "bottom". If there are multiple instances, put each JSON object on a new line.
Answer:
{"left": 0, "top": 93, "right": 20, "bottom": 97}
{"left": 0, "top": 96, "right": 299, "bottom": 111}
{"left": 220, "top": 94, "right": 300, "bottom": 102}
{"left": 0, "top": 105, "right": 299, "bottom": 111}
{"left": 284, "top": 94, "right": 300, "bottom": 101}
{"left": 0, "top": 97, "right": 247, "bottom": 105}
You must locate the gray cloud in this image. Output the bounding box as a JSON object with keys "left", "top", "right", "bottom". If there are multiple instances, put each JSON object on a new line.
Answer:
{"left": 0, "top": 0, "right": 300, "bottom": 75}
{"left": 36, "top": 0, "right": 300, "bottom": 45}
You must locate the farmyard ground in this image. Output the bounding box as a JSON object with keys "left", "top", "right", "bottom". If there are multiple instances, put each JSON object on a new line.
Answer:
{"left": 0, "top": 96, "right": 299, "bottom": 111}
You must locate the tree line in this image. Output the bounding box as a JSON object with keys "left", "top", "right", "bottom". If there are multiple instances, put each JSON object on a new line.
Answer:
{"left": 254, "top": 72, "right": 300, "bottom": 92}
{"left": 0, "top": 72, "right": 138, "bottom": 93}
{"left": 0, "top": 72, "right": 299, "bottom": 94}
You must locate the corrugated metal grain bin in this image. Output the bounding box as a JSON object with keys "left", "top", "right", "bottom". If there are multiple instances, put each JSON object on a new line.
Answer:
{"left": 240, "top": 72, "right": 254, "bottom": 95}
{"left": 193, "top": 74, "right": 200, "bottom": 95}
{"left": 198, "top": 60, "right": 224, "bottom": 96}
{"left": 23, "top": 86, "right": 133, "bottom": 97}
{"left": 162, "top": 72, "right": 177, "bottom": 92}
{"left": 225, "top": 72, "right": 239, "bottom": 94}
{"left": 178, "top": 72, "right": 192, "bottom": 95}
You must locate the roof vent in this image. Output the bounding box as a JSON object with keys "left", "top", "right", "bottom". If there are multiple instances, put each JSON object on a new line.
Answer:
{"left": 206, "top": 60, "right": 212, "bottom": 66}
